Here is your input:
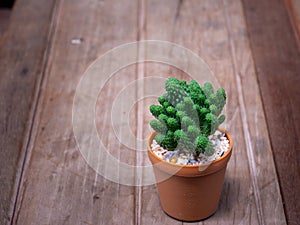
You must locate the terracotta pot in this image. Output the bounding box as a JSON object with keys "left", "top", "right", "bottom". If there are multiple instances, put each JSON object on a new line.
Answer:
{"left": 147, "top": 129, "right": 233, "bottom": 221}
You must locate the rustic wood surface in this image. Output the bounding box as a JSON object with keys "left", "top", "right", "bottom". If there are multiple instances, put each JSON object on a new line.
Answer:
{"left": 0, "top": 0, "right": 56, "bottom": 224}
{"left": 0, "top": 0, "right": 299, "bottom": 224}
{"left": 242, "top": 0, "right": 300, "bottom": 224}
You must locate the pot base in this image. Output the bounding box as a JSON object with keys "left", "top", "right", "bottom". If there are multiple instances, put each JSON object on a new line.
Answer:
{"left": 154, "top": 166, "right": 226, "bottom": 221}
{"left": 148, "top": 130, "right": 233, "bottom": 221}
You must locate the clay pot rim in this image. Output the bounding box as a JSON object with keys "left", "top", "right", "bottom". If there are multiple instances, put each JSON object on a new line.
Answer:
{"left": 147, "top": 128, "right": 233, "bottom": 170}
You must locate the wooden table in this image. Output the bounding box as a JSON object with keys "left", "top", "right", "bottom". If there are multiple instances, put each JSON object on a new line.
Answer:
{"left": 1, "top": 0, "right": 299, "bottom": 224}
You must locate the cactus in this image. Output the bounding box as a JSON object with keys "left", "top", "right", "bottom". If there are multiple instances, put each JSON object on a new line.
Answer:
{"left": 150, "top": 78, "right": 226, "bottom": 156}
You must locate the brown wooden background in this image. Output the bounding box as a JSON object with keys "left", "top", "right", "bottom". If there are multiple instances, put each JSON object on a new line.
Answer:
{"left": 0, "top": 0, "right": 299, "bottom": 224}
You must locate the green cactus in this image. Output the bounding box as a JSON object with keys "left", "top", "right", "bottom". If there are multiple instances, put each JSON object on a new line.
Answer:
{"left": 149, "top": 78, "right": 226, "bottom": 156}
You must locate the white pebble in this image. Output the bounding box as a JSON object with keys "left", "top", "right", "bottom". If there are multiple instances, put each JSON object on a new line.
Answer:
{"left": 151, "top": 130, "right": 230, "bottom": 166}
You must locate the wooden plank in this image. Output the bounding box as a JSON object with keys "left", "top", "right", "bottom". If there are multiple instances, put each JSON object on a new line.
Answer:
{"left": 0, "top": 0, "right": 57, "bottom": 224}
{"left": 139, "top": 0, "right": 286, "bottom": 224}
{"left": 141, "top": 0, "right": 259, "bottom": 224}
{"left": 12, "top": 0, "right": 140, "bottom": 224}
{"left": 8, "top": 0, "right": 291, "bottom": 224}
{"left": 224, "top": 0, "right": 286, "bottom": 224}
{"left": 241, "top": 0, "right": 300, "bottom": 224}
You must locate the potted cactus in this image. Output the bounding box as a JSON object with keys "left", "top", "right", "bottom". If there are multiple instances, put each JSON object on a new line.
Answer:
{"left": 147, "top": 78, "right": 233, "bottom": 221}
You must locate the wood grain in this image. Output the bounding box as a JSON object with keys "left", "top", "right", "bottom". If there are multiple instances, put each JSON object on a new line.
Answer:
{"left": 143, "top": 0, "right": 244, "bottom": 224}
{"left": 2, "top": 0, "right": 291, "bottom": 224}
{"left": 140, "top": 0, "right": 286, "bottom": 224}
{"left": 242, "top": 0, "right": 300, "bottom": 224}
{"left": 224, "top": 0, "right": 286, "bottom": 224}
{"left": 12, "top": 0, "right": 140, "bottom": 224}
{"left": 0, "top": 0, "right": 56, "bottom": 224}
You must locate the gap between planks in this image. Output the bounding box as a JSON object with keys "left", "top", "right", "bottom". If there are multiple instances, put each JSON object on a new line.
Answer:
{"left": 135, "top": 0, "right": 147, "bottom": 225}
